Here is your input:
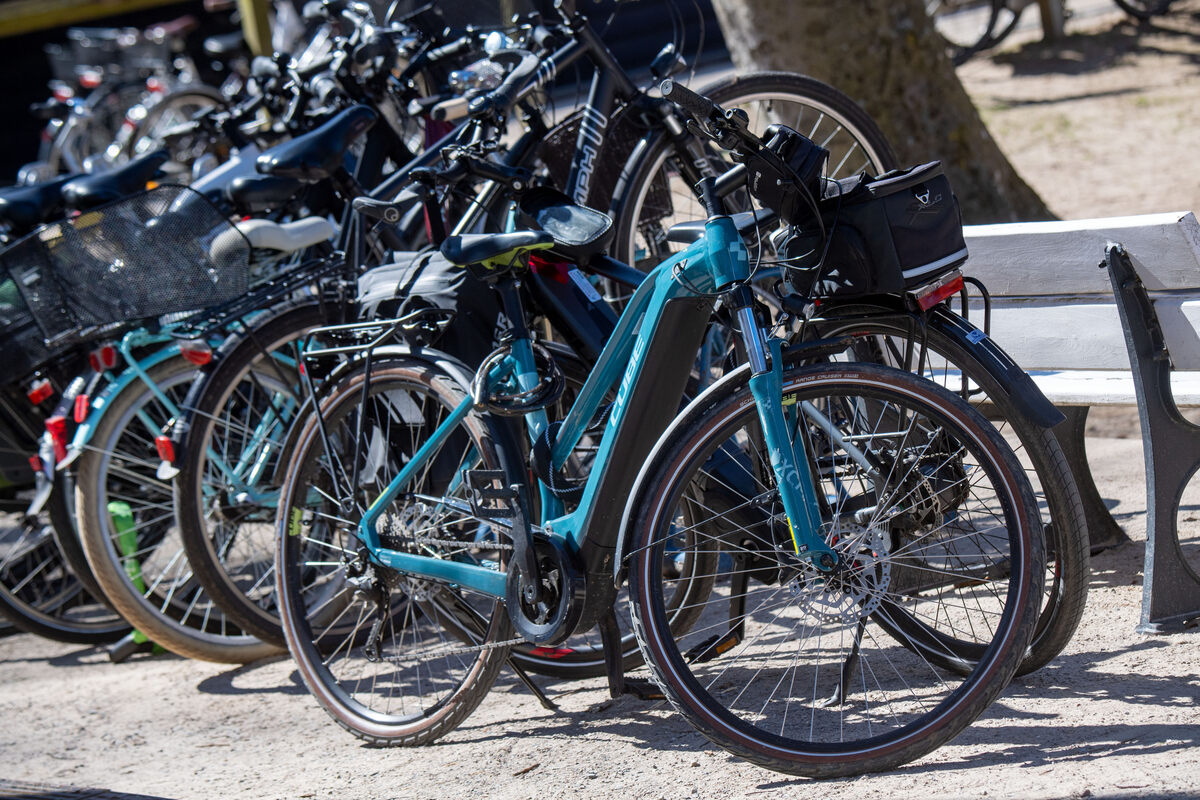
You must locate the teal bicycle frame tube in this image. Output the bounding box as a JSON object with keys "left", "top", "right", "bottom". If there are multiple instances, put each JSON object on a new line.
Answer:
{"left": 348, "top": 216, "right": 838, "bottom": 597}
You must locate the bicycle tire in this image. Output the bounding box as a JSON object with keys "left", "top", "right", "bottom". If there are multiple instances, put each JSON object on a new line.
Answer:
{"left": 1111, "top": 0, "right": 1175, "bottom": 20}
{"left": 627, "top": 362, "right": 1043, "bottom": 777}
{"left": 806, "top": 302, "right": 1089, "bottom": 675}
{"left": 276, "top": 356, "right": 516, "bottom": 745}
{"left": 75, "top": 355, "right": 280, "bottom": 662}
{"left": 612, "top": 71, "right": 898, "bottom": 271}
{"left": 176, "top": 302, "right": 327, "bottom": 646}
{"left": 928, "top": 0, "right": 1008, "bottom": 64}
{"left": 120, "top": 87, "right": 227, "bottom": 171}
{"left": 0, "top": 486, "right": 128, "bottom": 644}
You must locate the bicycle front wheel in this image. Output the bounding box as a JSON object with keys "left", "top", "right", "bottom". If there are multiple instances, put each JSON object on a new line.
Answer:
{"left": 276, "top": 357, "right": 517, "bottom": 746}
{"left": 627, "top": 363, "right": 1043, "bottom": 777}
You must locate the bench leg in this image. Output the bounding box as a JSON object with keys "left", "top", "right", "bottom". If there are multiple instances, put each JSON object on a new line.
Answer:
{"left": 1057, "top": 405, "right": 1132, "bottom": 554}
{"left": 1105, "top": 243, "right": 1200, "bottom": 633}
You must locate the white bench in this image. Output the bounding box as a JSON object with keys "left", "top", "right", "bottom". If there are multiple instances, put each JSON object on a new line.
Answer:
{"left": 962, "top": 211, "right": 1200, "bottom": 406}
{"left": 959, "top": 211, "right": 1200, "bottom": 631}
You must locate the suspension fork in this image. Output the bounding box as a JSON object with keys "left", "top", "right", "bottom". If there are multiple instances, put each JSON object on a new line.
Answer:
{"left": 731, "top": 291, "right": 838, "bottom": 571}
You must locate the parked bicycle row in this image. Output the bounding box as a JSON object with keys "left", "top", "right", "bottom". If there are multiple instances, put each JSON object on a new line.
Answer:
{"left": 0, "top": 0, "right": 1090, "bottom": 779}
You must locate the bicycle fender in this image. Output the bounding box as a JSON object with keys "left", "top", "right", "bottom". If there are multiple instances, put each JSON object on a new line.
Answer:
{"left": 61, "top": 346, "right": 184, "bottom": 469}
{"left": 929, "top": 306, "right": 1066, "bottom": 430}
{"left": 169, "top": 300, "right": 325, "bottom": 466}
{"left": 614, "top": 360, "right": 756, "bottom": 586}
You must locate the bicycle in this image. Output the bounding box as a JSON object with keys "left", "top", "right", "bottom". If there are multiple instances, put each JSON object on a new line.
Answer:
{"left": 163, "top": 7, "right": 901, "bottom": 668}
{"left": 929, "top": 0, "right": 1177, "bottom": 64}
{"left": 272, "top": 83, "right": 1044, "bottom": 776}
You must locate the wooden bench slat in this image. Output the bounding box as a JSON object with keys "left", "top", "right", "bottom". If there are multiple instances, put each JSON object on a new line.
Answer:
{"left": 962, "top": 211, "right": 1200, "bottom": 295}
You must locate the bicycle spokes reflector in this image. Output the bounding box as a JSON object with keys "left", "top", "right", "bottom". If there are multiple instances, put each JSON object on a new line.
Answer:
{"left": 154, "top": 435, "right": 175, "bottom": 464}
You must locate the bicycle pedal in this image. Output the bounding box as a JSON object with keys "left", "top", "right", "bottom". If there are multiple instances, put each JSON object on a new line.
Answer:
{"left": 683, "top": 629, "right": 742, "bottom": 664}
{"left": 465, "top": 469, "right": 518, "bottom": 519}
{"left": 621, "top": 679, "right": 665, "bottom": 701}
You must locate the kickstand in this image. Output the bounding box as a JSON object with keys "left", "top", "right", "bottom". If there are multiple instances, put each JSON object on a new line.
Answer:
{"left": 507, "top": 656, "right": 558, "bottom": 712}
{"left": 599, "top": 609, "right": 663, "bottom": 701}
{"left": 816, "top": 618, "right": 866, "bottom": 708}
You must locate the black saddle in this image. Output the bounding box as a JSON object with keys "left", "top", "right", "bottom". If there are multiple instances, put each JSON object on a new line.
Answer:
{"left": 61, "top": 151, "right": 169, "bottom": 210}
{"left": 665, "top": 208, "right": 778, "bottom": 245}
{"left": 0, "top": 175, "right": 77, "bottom": 235}
{"left": 256, "top": 105, "right": 378, "bottom": 183}
{"left": 517, "top": 186, "right": 614, "bottom": 264}
{"left": 440, "top": 231, "right": 555, "bottom": 267}
{"left": 226, "top": 174, "right": 303, "bottom": 214}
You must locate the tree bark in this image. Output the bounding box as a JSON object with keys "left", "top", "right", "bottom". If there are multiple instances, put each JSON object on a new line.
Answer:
{"left": 708, "top": 0, "right": 1053, "bottom": 223}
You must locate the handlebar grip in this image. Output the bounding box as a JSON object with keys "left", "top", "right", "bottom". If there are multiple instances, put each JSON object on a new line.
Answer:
{"left": 660, "top": 79, "right": 714, "bottom": 122}
{"left": 425, "top": 36, "right": 470, "bottom": 65}
{"left": 467, "top": 49, "right": 540, "bottom": 119}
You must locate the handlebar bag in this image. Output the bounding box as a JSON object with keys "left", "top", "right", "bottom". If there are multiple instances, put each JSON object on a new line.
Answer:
{"left": 780, "top": 161, "right": 967, "bottom": 299}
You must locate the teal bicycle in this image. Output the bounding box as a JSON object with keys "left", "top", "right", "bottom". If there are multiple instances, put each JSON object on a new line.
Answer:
{"left": 273, "top": 84, "right": 1044, "bottom": 776}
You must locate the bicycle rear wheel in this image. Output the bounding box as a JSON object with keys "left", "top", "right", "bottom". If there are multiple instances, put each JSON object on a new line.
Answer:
{"left": 75, "top": 355, "right": 280, "bottom": 662}
{"left": 276, "top": 357, "right": 517, "bottom": 745}
{"left": 627, "top": 363, "right": 1043, "bottom": 777}
{"left": 0, "top": 489, "right": 127, "bottom": 644}
{"left": 176, "top": 302, "right": 326, "bottom": 646}
{"left": 1112, "top": 0, "right": 1175, "bottom": 20}
{"left": 803, "top": 303, "right": 1089, "bottom": 675}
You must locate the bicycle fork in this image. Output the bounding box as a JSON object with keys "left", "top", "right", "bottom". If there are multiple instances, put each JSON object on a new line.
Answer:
{"left": 731, "top": 297, "right": 838, "bottom": 572}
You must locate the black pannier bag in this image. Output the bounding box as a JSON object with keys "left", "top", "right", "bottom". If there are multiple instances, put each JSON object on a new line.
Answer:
{"left": 357, "top": 251, "right": 505, "bottom": 367}
{"left": 779, "top": 161, "right": 968, "bottom": 299}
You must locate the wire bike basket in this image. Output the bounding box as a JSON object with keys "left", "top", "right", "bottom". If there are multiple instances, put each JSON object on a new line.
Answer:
{"left": 0, "top": 184, "right": 250, "bottom": 347}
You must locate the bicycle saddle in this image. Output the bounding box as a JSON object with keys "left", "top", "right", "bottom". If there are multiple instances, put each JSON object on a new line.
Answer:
{"left": 517, "top": 186, "right": 614, "bottom": 264}
{"left": 256, "top": 105, "right": 378, "bottom": 183}
{"left": 665, "top": 207, "right": 777, "bottom": 245}
{"left": 0, "top": 174, "right": 77, "bottom": 234}
{"left": 60, "top": 151, "right": 170, "bottom": 210}
{"left": 440, "top": 231, "right": 555, "bottom": 268}
{"left": 226, "top": 174, "right": 303, "bottom": 214}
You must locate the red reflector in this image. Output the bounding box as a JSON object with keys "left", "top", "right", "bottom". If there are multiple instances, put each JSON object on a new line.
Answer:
{"left": 88, "top": 352, "right": 101, "bottom": 372}
{"left": 73, "top": 393, "right": 89, "bottom": 424}
{"left": 145, "top": 77, "right": 166, "bottom": 93}
{"left": 180, "top": 340, "right": 213, "bottom": 366}
{"left": 28, "top": 455, "right": 42, "bottom": 474}
{"left": 914, "top": 272, "right": 965, "bottom": 312}
{"left": 27, "top": 378, "right": 53, "bottom": 405}
{"left": 528, "top": 254, "right": 570, "bottom": 284}
{"left": 52, "top": 86, "right": 73, "bottom": 102}
{"left": 45, "top": 416, "right": 68, "bottom": 462}
{"left": 80, "top": 70, "right": 102, "bottom": 89}
{"left": 99, "top": 345, "right": 117, "bottom": 369}
{"left": 526, "top": 646, "right": 575, "bottom": 658}
{"left": 155, "top": 435, "right": 175, "bottom": 464}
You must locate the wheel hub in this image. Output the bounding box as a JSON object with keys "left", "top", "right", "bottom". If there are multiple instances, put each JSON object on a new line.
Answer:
{"left": 786, "top": 522, "right": 891, "bottom": 624}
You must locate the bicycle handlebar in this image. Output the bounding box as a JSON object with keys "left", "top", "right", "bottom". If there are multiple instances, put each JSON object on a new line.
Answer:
{"left": 660, "top": 79, "right": 714, "bottom": 125}
{"left": 467, "top": 49, "right": 540, "bottom": 119}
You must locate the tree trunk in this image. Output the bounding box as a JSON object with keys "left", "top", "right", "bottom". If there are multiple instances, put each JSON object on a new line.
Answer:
{"left": 708, "top": 0, "right": 1053, "bottom": 223}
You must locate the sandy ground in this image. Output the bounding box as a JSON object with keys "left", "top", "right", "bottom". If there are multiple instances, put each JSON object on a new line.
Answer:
{"left": 3, "top": 3, "right": 1200, "bottom": 798}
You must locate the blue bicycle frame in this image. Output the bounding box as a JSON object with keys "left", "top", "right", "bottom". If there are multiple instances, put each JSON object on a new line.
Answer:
{"left": 344, "top": 214, "right": 840, "bottom": 607}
